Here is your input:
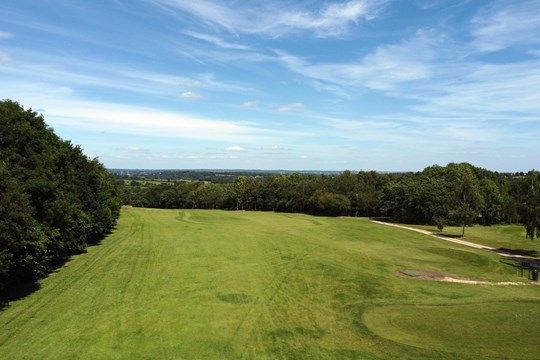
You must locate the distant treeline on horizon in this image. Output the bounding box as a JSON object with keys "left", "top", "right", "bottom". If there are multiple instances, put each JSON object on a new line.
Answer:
{"left": 116, "top": 163, "right": 540, "bottom": 241}
{"left": 109, "top": 168, "right": 526, "bottom": 184}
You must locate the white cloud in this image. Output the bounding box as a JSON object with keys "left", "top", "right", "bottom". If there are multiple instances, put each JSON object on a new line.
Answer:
{"left": 0, "top": 52, "right": 13, "bottom": 63}
{"left": 411, "top": 60, "right": 540, "bottom": 118}
{"left": 180, "top": 91, "right": 204, "bottom": 99}
{"left": 0, "top": 31, "right": 13, "bottom": 39}
{"left": 119, "top": 70, "right": 185, "bottom": 86}
{"left": 119, "top": 69, "right": 252, "bottom": 94}
{"left": 281, "top": 0, "right": 383, "bottom": 37}
{"left": 151, "top": 0, "right": 387, "bottom": 38}
{"left": 224, "top": 146, "right": 247, "bottom": 152}
{"left": 0, "top": 82, "right": 295, "bottom": 144}
{"left": 0, "top": 49, "right": 253, "bottom": 100}
{"left": 274, "top": 24, "right": 540, "bottom": 126}
{"left": 278, "top": 102, "right": 304, "bottom": 112}
{"left": 276, "top": 29, "right": 437, "bottom": 92}
{"left": 471, "top": 2, "right": 540, "bottom": 52}
{"left": 184, "top": 31, "right": 250, "bottom": 50}
{"left": 196, "top": 73, "right": 253, "bottom": 94}
{"left": 241, "top": 100, "right": 257, "bottom": 108}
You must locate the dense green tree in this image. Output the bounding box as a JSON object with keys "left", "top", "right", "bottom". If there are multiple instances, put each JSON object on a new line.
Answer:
{"left": 189, "top": 183, "right": 225, "bottom": 209}
{"left": 0, "top": 100, "right": 121, "bottom": 291}
{"left": 479, "top": 178, "right": 505, "bottom": 225}
{"left": 447, "top": 163, "right": 484, "bottom": 237}
{"left": 354, "top": 171, "right": 388, "bottom": 217}
{"left": 309, "top": 190, "right": 351, "bottom": 216}
{"left": 515, "top": 171, "right": 540, "bottom": 239}
{"left": 0, "top": 163, "right": 49, "bottom": 287}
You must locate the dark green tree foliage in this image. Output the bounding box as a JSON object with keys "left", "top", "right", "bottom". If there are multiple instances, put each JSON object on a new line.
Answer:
{"left": 447, "top": 163, "right": 484, "bottom": 237}
{"left": 479, "top": 178, "right": 505, "bottom": 225}
{"left": 514, "top": 171, "right": 540, "bottom": 240}
{"left": 309, "top": 190, "right": 351, "bottom": 216}
{"left": 382, "top": 168, "right": 453, "bottom": 225}
{"left": 0, "top": 100, "right": 121, "bottom": 290}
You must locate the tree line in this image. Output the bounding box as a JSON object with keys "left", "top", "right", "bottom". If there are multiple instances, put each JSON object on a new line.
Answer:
{"left": 122, "top": 163, "right": 540, "bottom": 239}
{"left": 0, "top": 100, "right": 122, "bottom": 292}
{"left": 2, "top": 99, "right": 537, "bottom": 293}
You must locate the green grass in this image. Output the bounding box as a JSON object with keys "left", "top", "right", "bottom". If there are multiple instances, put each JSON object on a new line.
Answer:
{"left": 411, "top": 223, "right": 540, "bottom": 257}
{"left": 1, "top": 209, "right": 539, "bottom": 359}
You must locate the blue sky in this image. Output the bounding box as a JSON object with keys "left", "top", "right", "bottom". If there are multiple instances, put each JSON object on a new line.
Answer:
{"left": 1, "top": 0, "right": 539, "bottom": 171}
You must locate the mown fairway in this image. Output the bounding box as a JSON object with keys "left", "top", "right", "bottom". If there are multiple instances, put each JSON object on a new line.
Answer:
{"left": 1, "top": 209, "right": 539, "bottom": 359}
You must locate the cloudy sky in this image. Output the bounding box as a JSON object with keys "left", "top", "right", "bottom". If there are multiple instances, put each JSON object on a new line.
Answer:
{"left": 1, "top": 0, "right": 539, "bottom": 171}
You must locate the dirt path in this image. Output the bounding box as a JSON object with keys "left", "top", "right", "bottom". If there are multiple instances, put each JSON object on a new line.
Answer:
{"left": 370, "top": 220, "right": 520, "bottom": 258}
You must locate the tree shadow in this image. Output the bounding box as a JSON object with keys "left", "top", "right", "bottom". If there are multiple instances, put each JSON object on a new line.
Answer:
{"left": 0, "top": 230, "right": 114, "bottom": 312}
{"left": 438, "top": 233, "right": 463, "bottom": 239}
{"left": 500, "top": 259, "right": 521, "bottom": 269}
{"left": 0, "top": 281, "right": 41, "bottom": 311}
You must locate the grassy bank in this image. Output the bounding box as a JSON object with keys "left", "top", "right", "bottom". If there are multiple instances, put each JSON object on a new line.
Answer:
{"left": 411, "top": 223, "right": 540, "bottom": 257}
{"left": 1, "top": 209, "right": 538, "bottom": 359}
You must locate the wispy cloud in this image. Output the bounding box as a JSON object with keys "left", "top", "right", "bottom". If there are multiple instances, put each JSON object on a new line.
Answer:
{"left": 277, "top": 21, "right": 540, "bottom": 129}
{"left": 180, "top": 91, "right": 204, "bottom": 100}
{"left": 184, "top": 31, "right": 250, "bottom": 50}
{"left": 0, "top": 53, "right": 13, "bottom": 63}
{"left": 0, "top": 80, "right": 296, "bottom": 144}
{"left": 276, "top": 29, "right": 439, "bottom": 92}
{"left": 224, "top": 146, "right": 247, "bottom": 152}
{"left": 0, "top": 49, "right": 253, "bottom": 100}
{"left": 119, "top": 69, "right": 251, "bottom": 94}
{"left": 0, "top": 31, "right": 13, "bottom": 39}
{"left": 182, "top": 79, "right": 203, "bottom": 87}
{"left": 241, "top": 100, "right": 257, "bottom": 108}
{"left": 278, "top": 103, "right": 304, "bottom": 112}
{"left": 195, "top": 73, "right": 253, "bottom": 94}
{"left": 152, "top": 0, "right": 387, "bottom": 38}
{"left": 471, "top": 1, "right": 540, "bottom": 52}
{"left": 280, "top": 0, "right": 385, "bottom": 37}
{"left": 411, "top": 60, "right": 540, "bottom": 119}
{"left": 0, "top": 31, "right": 13, "bottom": 62}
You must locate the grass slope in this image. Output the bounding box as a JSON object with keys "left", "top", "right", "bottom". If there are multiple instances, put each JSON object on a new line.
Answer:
{"left": 1, "top": 209, "right": 539, "bottom": 359}
{"left": 411, "top": 223, "right": 540, "bottom": 257}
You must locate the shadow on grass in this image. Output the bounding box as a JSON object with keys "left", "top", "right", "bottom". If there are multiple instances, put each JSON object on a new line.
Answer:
{"left": 496, "top": 248, "right": 539, "bottom": 257}
{"left": 0, "top": 281, "right": 41, "bottom": 311}
{"left": 0, "top": 230, "right": 114, "bottom": 312}
{"left": 501, "top": 259, "right": 523, "bottom": 269}
{"left": 438, "top": 233, "right": 464, "bottom": 239}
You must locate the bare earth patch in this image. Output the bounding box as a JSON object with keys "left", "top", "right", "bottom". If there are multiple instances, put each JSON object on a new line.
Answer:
{"left": 396, "top": 270, "right": 525, "bottom": 286}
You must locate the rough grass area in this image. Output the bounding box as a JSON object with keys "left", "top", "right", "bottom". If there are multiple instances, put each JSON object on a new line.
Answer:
{"left": 0, "top": 209, "right": 539, "bottom": 359}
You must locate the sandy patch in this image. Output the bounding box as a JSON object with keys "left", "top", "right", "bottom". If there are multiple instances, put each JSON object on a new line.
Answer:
{"left": 396, "top": 270, "right": 525, "bottom": 286}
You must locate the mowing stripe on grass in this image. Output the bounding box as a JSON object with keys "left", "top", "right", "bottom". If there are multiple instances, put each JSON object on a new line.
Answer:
{"left": 1, "top": 209, "right": 538, "bottom": 359}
